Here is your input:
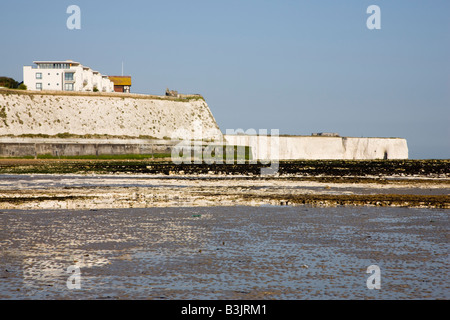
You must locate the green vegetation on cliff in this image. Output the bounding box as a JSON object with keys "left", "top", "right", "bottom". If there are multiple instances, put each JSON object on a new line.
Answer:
{"left": 0, "top": 87, "right": 203, "bottom": 101}
{"left": 0, "top": 77, "right": 26, "bottom": 90}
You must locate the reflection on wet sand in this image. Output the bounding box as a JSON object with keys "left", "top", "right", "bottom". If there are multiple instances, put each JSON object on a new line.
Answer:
{"left": 0, "top": 206, "right": 448, "bottom": 299}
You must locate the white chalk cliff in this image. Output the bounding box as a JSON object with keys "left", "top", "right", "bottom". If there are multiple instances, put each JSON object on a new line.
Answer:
{"left": 224, "top": 135, "right": 408, "bottom": 160}
{"left": 0, "top": 90, "right": 222, "bottom": 140}
{"left": 0, "top": 89, "right": 408, "bottom": 160}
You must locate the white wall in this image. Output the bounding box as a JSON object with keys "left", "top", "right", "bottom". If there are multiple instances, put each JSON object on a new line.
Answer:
{"left": 23, "top": 66, "right": 65, "bottom": 91}
{"left": 72, "top": 65, "right": 83, "bottom": 91}
{"left": 92, "top": 73, "right": 102, "bottom": 91}
{"left": 101, "top": 76, "right": 112, "bottom": 92}
{"left": 23, "top": 64, "right": 114, "bottom": 93}
{"left": 23, "top": 66, "right": 34, "bottom": 89}
{"left": 224, "top": 135, "right": 408, "bottom": 160}
{"left": 82, "top": 68, "right": 93, "bottom": 90}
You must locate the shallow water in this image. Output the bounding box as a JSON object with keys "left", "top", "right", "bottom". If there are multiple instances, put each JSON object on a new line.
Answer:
{"left": 0, "top": 174, "right": 182, "bottom": 189}
{"left": 0, "top": 205, "right": 448, "bottom": 299}
{"left": 1, "top": 174, "right": 447, "bottom": 196}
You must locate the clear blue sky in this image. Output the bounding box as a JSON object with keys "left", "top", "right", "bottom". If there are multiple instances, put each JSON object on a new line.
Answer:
{"left": 1, "top": 0, "right": 449, "bottom": 159}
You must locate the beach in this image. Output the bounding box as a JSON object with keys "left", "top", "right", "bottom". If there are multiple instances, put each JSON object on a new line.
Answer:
{"left": 0, "top": 159, "right": 448, "bottom": 209}
{"left": 0, "top": 205, "right": 448, "bottom": 299}
{"left": 0, "top": 159, "right": 448, "bottom": 300}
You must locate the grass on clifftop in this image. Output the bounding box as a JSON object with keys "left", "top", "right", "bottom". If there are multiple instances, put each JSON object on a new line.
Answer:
{"left": 0, "top": 153, "right": 172, "bottom": 160}
{"left": 1, "top": 133, "right": 162, "bottom": 140}
{"left": 0, "top": 88, "right": 205, "bottom": 102}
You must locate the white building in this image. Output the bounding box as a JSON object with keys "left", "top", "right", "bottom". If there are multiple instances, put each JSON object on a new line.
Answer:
{"left": 23, "top": 60, "right": 114, "bottom": 92}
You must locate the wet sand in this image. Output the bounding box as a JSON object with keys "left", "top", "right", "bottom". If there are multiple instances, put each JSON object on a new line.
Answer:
{"left": 0, "top": 160, "right": 448, "bottom": 300}
{"left": 0, "top": 206, "right": 448, "bottom": 300}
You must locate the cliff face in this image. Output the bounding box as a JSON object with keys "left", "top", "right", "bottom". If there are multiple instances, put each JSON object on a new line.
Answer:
{"left": 0, "top": 89, "right": 409, "bottom": 160}
{"left": 224, "top": 135, "right": 409, "bottom": 160}
{"left": 0, "top": 90, "right": 222, "bottom": 140}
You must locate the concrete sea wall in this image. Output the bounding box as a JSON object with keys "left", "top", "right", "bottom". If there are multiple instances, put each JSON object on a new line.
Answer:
{"left": 224, "top": 135, "right": 408, "bottom": 160}
{"left": 0, "top": 89, "right": 222, "bottom": 140}
{"left": 0, "top": 137, "right": 176, "bottom": 157}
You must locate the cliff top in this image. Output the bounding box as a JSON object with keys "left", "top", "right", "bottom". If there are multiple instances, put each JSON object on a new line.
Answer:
{"left": 0, "top": 88, "right": 205, "bottom": 102}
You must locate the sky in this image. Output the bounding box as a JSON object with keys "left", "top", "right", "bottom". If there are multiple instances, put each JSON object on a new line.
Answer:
{"left": 0, "top": 0, "right": 449, "bottom": 159}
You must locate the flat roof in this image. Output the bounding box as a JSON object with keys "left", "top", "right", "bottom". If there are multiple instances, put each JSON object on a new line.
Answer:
{"left": 108, "top": 76, "right": 132, "bottom": 86}
{"left": 33, "top": 60, "right": 80, "bottom": 66}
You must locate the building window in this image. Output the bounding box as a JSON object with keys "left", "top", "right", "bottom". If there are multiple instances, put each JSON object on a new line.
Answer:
{"left": 37, "top": 63, "right": 70, "bottom": 69}
{"left": 36, "top": 73, "right": 42, "bottom": 79}
{"left": 65, "top": 73, "right": 74, "bottom": 81}
{"left": 64, "top": 83, "right": 74, "bottom": 91}
{"left": 36, "top": 83, "right": 42, "bottom": 90}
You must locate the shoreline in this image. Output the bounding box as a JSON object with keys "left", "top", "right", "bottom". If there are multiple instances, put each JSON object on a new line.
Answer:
{"left": 0, "top": 172, "right": 448, "bottom": 210}
{"left": 0, "top": 159, "right": 448, "bottom": 209}
{"left": 0, "top": 158, "right": 448, "bottom": 175}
